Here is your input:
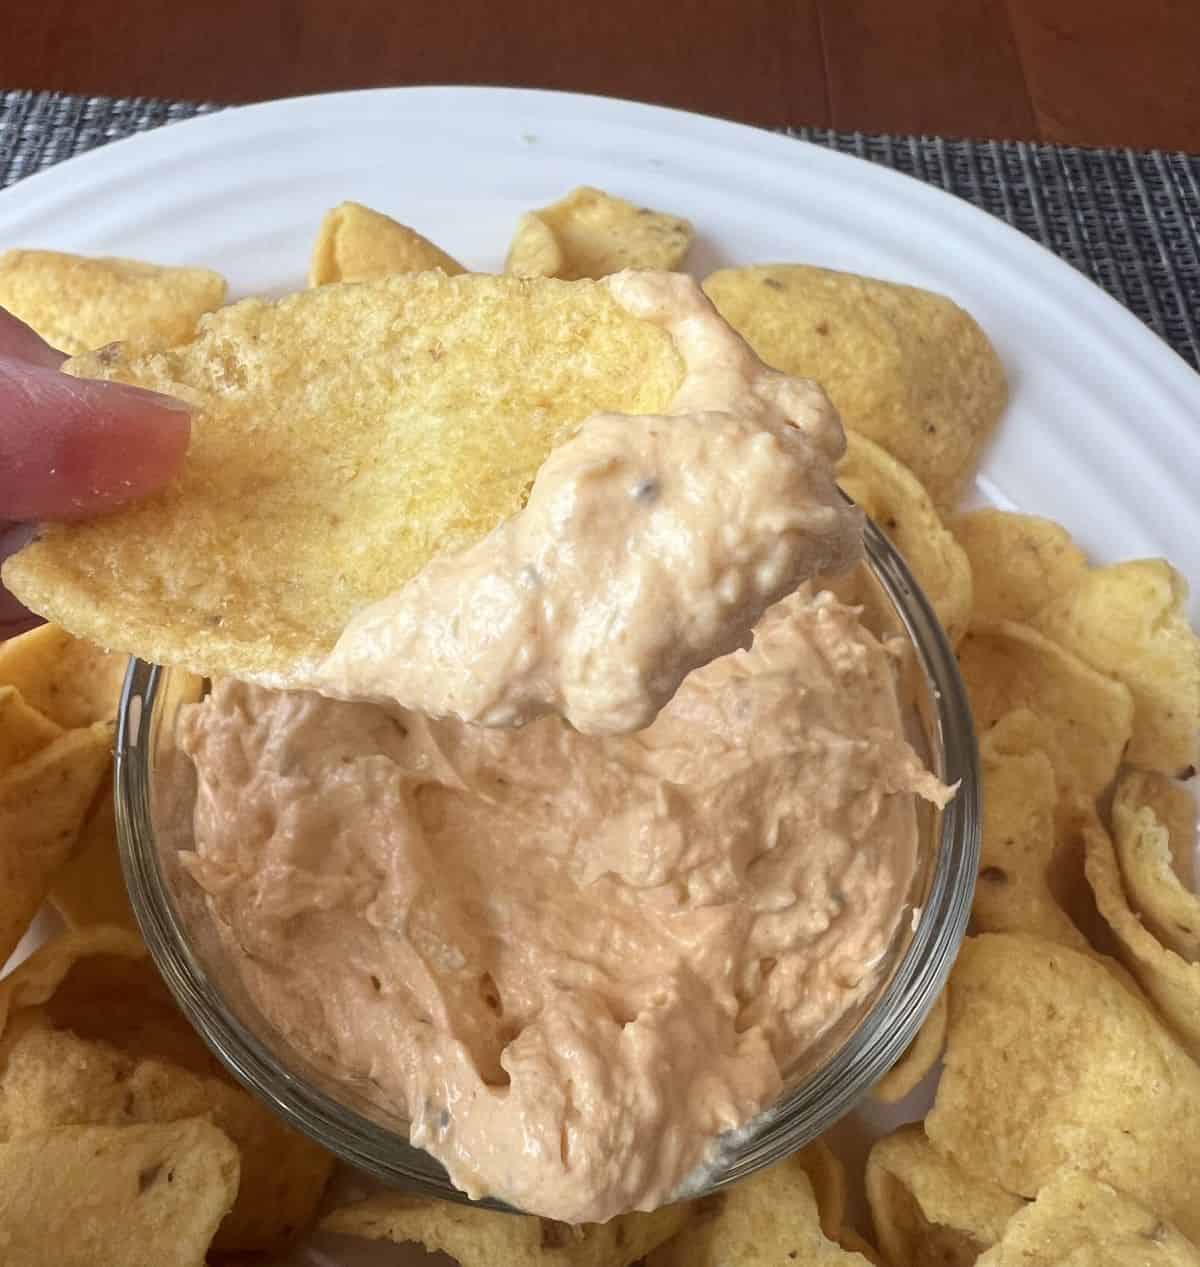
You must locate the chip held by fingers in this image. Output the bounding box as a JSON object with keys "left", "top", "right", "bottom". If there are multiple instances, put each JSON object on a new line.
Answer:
{"left": 3, "top": 269, "right": 863, "bottom": 735}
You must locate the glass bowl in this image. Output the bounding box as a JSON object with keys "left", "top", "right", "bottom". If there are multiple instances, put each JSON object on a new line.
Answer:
{"left": 115, "top": 516, "right": 980, "bottom": 1211}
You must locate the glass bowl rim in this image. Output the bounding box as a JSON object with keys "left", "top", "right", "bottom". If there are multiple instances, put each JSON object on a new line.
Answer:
{"left": 115, "top": 516, "right": 981, "bottom": 1211}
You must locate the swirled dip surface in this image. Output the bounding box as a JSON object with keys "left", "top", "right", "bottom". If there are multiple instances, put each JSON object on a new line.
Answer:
{"left": 181, "top": 589, "right": 948, "bottom": 1223}
{"left": 313, "top": 271, "right": 862, "bottom": 735}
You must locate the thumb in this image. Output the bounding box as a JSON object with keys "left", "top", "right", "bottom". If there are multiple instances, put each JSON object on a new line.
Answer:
{"left": 0, "top": 358, "right": 192, "bottom": 520}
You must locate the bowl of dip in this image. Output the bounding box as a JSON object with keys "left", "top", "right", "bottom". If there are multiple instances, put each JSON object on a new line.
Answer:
{"left": 115, "top": 515, "right": 979, "bottom": 1222}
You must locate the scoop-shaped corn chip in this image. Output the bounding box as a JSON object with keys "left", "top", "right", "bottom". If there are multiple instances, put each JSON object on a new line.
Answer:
{"left": 957, "top": 621, "right": 1133, "bottom": 798}
{"left": 1031, "top": 560, "right": 1200, "bottom": 776}
{"left": 322, "top": 1189, "right": 687, "bottom": 1266}
{"left": 0, "top": 1119, "right": 239, "bottom": 1267}
{"left": 794, "top": 1139, "right": 849, "bottom": 1241}
{"left": 703, "top": 264, "right": 1006, "bottom": 508}
{"left": 646, "top": 1155, "right": 869, "bottom": 1266}
{"left": 505, "top": 212, "right": 567, "bottom": 278}
{"left": 1084, "top": 803, "right": 1200, "bottom": 1059}
{"left": 926, "top": 933, "right": 1200, "bottom": 1241}
{"left": 505, "top": 187, "right": 693, "bottom": 280}
{"left": 952, "top": 509, "right": 1089, "bottom": 627}
{"left": 976, "top": 1171, "right": 1200, "bottom": 1267}
{"left": 0, "top": 724, "right": 112, "bottom": 965}
{"left": 50, "top": 776, "right": 137, "bottom": 934}
{"left": 0, "top": 931, "right": 333, "bottom": 1253}
{"left": 973, "top": 736, "right": 1088, "bottom": 949}
{"left": 836, "top": 1228, "right": 889, "bottom": 1267}
{"left": 866, "top": 1125, "right": 1024, "bottom": 1267}
{"left": 872, "top": 989, "right": 947, "bottom": 1104}
{"left": 0, "top": 927, "right": 145, "bottom": 1034}
{"left": 1112, "top": 771, "right": 1199, "bottom": 961}
{"left": 838, "top": 430, "right": 972, "bottom": 643}
{"left": 0, "top": 929, "right": 215, "bottom": 1075}
{"left": 0, "top": 624, "right": 128, "bottom": 729}
{"left": 0, "top": 686, "right": 61, "bottom": 772}
{"left": 3, "top": 273, "right": 684, "bottom": 684}
{"left": 309, "top": 201, "right": 464, "bottom": 285}
{"left": 0, "top": 249, "right": 226, "bottom": 355}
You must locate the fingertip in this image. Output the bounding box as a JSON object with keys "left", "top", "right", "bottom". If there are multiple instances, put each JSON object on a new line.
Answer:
{"left": 0, "top": 363, "right": 194, "bottom": 519}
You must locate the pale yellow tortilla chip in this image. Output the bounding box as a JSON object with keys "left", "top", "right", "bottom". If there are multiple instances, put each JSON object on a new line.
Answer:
{"left": 322, "top": 1191, "right": 687, "bottom": 1266}
{"left": 838, "top": 431, "right": 973, "bottom": 644}
{"left": 506, "top": 212, "right": 566, "bottom": 278}
{"left": 794, "top": 1139, "right": 849, "bottom": 1242}
{"left": 0, "top": 1119, "right": 238, "bottom": 1267}
{"left": 3, "top": 273, "right": 684, "bottom": 682}
{"left": 1129, "top": 769, "right": 1199, "bottom": 885}
{"left": 0, "top": 623, "right": 128, "bottom": 729}
{"left": 956, "top": 620, "right": 1134, "bottom": 798}
{"left": 872, "top": 989, "right": 947, "bottom": 1103}
{"left": 0, "top": 686, "right": 61, "bottom": 772}
{"left": 0, "top": 929, "right": 215, "bottom": 1076}
{"left": 703, "top": 264, "right": 1007, "bottom": 508}
{"left": 1031, "top": 559, "right": 1200, "bottom": 776}
{"left": 505, "top": 187, "right": 693, "bottom": 280}
{"left": 866, "top": 1125, "right": 1025, "bottom": 1267}
{"left": 0, "top": 723, "right": 112, "bottom": 965}
{"left": 836, "top": 1227, "right": 889, "bottom": 1267}
{"left": 926, "top": 933, "right": 1200, "bottom": 1241}
{"left": 1112, "top": 771, "right": 1199, "bottom": 960}
{"left": 973, "top": 736, "right": 1088, "bottom": 949}
{"left": 0, "top": 926, "right": 146, "bottom": 1035}
{"left": 1083, "top": 802, "right": 1200, "bottom": 1059}
{"left": 50, "top": 775, "right": 138, "bottom": 934}
{"left": 0, "top": 249, "right": 226, "bottom": 355}
{"left": 951, "top": 509, "right": 1088, "bottom": 627}
{"left": 309, "top": 201, "right": 464, "bottom": 286}
{"left": 646, "top": 1156, "right": 869, "bottom": 1266}
{"left": 976, "top": 1171, "right": 1200, "bottom": 1266}
{"left": 0, "top": 934, "right": 333, "bottom": 1253}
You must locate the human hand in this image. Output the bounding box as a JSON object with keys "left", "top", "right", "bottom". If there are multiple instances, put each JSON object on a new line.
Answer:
{"left": 0, "top": 309, "right": 192, "bottom": 636}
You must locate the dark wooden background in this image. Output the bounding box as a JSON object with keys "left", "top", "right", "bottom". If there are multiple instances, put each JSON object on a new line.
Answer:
{"left": 5, "top": 0, "right": 1200, "bottom": 150}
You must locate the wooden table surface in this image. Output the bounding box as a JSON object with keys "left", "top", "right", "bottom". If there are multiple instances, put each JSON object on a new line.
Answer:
{"left": 5, "top": 0, "right": 1200, "bottom": 151}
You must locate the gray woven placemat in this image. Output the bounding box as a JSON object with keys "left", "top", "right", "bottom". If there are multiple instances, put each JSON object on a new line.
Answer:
{"left": 2, "top": 89, "right": 1197, "bottom": 370}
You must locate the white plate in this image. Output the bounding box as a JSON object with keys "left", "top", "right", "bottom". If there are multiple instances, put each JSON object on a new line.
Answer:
{"left": 2, "top": 87, "right": 1198, "bottom": 1262}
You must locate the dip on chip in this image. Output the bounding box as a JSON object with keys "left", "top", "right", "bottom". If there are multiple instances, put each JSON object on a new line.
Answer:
{"left": 703, "top": 263, "right": 1007, "bottom": 508}
{"left": 4, "top": 270, "right": 863, "bottom": 736}
{"left": 0, "top": 249, "right": 226, "bottom": 356}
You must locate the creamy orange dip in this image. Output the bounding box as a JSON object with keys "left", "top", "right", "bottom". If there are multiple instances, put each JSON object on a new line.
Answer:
{"left": 311, "top": 271, "right": 862, "bottom": 736}
{"left": 178, "top": 273, "right": 947, "bottom": 1222}
{"left": 180, "top": 589, "right": 947, "bottom": 1223}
